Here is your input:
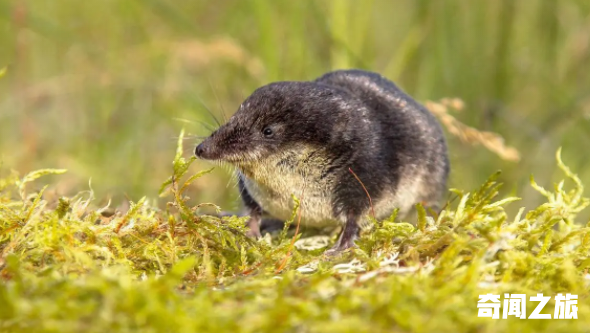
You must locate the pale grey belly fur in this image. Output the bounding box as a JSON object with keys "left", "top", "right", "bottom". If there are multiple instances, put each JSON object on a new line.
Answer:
{"left": 239, "top": 148, "right": 428, "bottom": 228}
{"left": 243, "top": 176, "right": 334, "bottom": 226}
{"left": 240, "top": 149, "right": 336, "bottom": 227}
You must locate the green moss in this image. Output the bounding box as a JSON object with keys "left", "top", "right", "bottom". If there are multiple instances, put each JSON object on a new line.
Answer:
{"left": 1, "top": 134, "right": 589, "bottom": 333}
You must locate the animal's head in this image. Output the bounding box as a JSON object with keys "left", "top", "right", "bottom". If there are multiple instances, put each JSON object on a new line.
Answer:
{"left": 195, "top": 82, "right": 352, "bottom": 165}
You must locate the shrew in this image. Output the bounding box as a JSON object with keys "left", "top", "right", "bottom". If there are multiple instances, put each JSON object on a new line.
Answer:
{"left": 195, "top": 69, "right": 449, "bottom": 255}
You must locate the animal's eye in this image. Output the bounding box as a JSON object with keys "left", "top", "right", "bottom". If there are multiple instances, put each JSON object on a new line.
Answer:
{"left": 262, "top": 127, "right": 273, "bottom": 137}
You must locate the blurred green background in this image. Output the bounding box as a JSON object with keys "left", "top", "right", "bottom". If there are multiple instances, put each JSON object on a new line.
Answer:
{"left": 0, "top": 0, "right": 589, "bottom": 216}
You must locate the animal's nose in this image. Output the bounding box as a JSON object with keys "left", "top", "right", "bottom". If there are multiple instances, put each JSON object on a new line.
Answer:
{"left": 195, "top": 143, "right": 206, "bottom": 158}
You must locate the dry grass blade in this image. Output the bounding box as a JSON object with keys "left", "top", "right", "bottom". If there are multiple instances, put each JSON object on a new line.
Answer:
{"left": 426, "top": 99, "right": 521, "bottom": 162}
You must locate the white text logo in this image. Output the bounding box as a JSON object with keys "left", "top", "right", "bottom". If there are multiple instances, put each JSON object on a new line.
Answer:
{"left": 477, "top": 293, "right": 578, "bottom": 319}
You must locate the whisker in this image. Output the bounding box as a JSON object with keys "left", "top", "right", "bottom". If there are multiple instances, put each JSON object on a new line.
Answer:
{"left": 183, "top": 146, "right": 196, "bottom": 155}
{"left": 194, "top": 95, "right": 222, "bottom": 127}
{"left": 208, "top": 78, "right": 228, "bottom": 123}
{"left": 171, "top": 135, "right": 210, "bottom": 140}
{"left": 195, "top": 120, "right": 217, "bottom": 132}
{"left": 224, "top": 172, "right": 237, "bottom": 190}
{"left": 232, "top": 176, "right": 240, "bottom": 190}
{"left": 171, "top": 117, "right": 196, "bottom": 124}
{"left": 172, "top": 117, "right": 217, "bottom": 132}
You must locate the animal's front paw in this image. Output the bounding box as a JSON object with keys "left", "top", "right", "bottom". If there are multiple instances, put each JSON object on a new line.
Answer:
{"left": 324, "top": 239, "right": 357, "bottom": 256}
{"left": 323, "top": 248, "right": 342, "bottom": 257}
{"left": 245, "top": 227, "right": 262, "bottom": 239}
{"left": 246, "top": 217, "right": 262, "bottom": 238}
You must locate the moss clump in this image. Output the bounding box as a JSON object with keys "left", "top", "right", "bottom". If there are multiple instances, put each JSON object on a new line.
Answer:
{"left": 1, "top": 133, "right": 589, "bottom": 333}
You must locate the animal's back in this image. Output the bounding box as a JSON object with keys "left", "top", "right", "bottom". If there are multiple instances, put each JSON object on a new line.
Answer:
{"left": 315, "top": 70, "right": 449, "bottom": 214}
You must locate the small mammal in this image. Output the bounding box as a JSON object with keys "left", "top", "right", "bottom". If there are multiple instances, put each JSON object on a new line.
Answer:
{"left": 195, "top": 69, "right": 449, "bottom": 254}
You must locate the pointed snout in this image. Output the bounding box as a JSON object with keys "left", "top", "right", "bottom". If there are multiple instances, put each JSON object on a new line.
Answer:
{"left": 194, "top": 124, "right": 245, "bottom": 162}
{"left": 195, "top": 139, "right": 216, "bottom": 160}
{"left": 195, "top": 142, "right": 205, "bottom": 158}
